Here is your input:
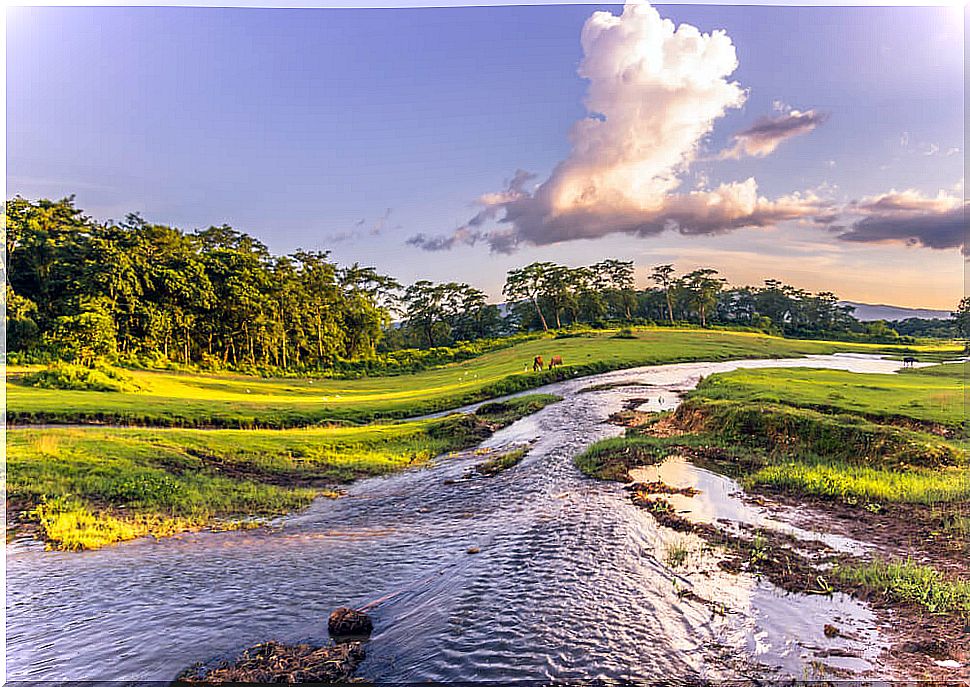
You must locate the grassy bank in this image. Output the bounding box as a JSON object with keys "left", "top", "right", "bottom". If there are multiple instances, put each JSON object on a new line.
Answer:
{"left": 7, "top": 328, "right": 958, "bottom": 428}
{"left": 692, "top": 362, "right": 968, "bottom": 432}
{"left": 576, "top": 365, "right": 969, "bottom": 505}
{"left": 8, "top": 394, "right": 560, "bottom": 551}
{"left": 680, "top": 362, "right": 969, "bottom": 505}
{"left": 574, "top": 362, "right": 970, "bottom": 657}
{"left": 835, "top": 559, "right": 970, "bottom": 618}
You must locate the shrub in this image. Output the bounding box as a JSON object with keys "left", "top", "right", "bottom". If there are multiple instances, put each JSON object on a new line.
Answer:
{"left": 105, "top": 473, "right": 184, "bottom": 506}
{"left": 21, "top": 362, "right": 139, "bottom": 393}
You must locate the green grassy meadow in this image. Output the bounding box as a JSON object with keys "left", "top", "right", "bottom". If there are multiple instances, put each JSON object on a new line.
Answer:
{"left": 577, "top": 362, "right": 969, "bottom": 505}
{"left": 693, "top": 362, "right": 968, "bottom": 430}
{"left": 7, "top": 394, "right": 559, "bottom": 550}
{"left": 7, "top": 329, "right": 964, "bottom": 551}
{"left": 6, "top": 328, "right": 959, "bottom": 428}
{"left": 683, "top": 362, "right": 969, "bottom": 504}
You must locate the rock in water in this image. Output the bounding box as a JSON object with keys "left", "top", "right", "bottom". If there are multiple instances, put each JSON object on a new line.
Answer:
{"left": 177, "top": 640, "right": 365, "bottom": 683}
{"left": 328, "top": 607, "right": 373, "bottom": 638}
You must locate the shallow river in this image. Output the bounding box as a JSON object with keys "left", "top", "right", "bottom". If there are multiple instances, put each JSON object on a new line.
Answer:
{"left": 6, "top": 354, "right": 917, "bottom": 682}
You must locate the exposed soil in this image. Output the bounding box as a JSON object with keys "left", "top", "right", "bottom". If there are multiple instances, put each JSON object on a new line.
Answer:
{"left": 633, "top": 493, "right": 970, "bottom": 680}
{"left": 626, "top": 480, "right": 700, "bottom": 498}
{"left": 759, "top": 490, "right": 970, "bottom": 578}
{"left": 607, "top": 409, "right": 657, "bottom": 428}
{"left": 470, "top": 446, "right": 529, "bottom": 477}
{"left": 184, "top": 448, "right": 355, "bottom": 489}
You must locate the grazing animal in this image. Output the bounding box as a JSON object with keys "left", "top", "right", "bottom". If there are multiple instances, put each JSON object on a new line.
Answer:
{"left": 903, "top": 356, "right": 917, "bottom": 368}
{"left": 548, "top": 355, "right": 563, "bottom": 370}
{"left": 533, "top": 355, "right": 544, "bottom": 372}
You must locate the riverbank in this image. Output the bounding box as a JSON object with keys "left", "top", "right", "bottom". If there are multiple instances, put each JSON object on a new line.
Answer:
{"left": 7, "top": 328, "right": 958, "bottom": 428}
{"left": 11, "top": 353, "right": 958, "bottom": 683}
{"left": 7, "top": 394, "right": 560, "bottom": 551}
{"left": 576, "top": 362, "right": 968, "bottom": 679}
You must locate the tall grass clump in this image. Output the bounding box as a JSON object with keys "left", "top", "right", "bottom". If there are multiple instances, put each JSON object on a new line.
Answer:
{"left": 748, "top": 461, "right": 970, "bottom": 505}
{"left": 575, "top": 435, "right": 671, "bottom": 481}
{"left": 836, "top": 559, "right": 970, "bottom": 617}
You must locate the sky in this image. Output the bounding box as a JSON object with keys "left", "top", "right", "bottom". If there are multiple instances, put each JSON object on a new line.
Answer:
{"left": 6, "top": 2, "right": 966, "bottom": 308}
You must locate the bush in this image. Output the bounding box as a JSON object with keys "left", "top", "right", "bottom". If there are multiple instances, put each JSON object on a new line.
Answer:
{"left": 21, "top": 362, "right": 140, "bottom": 393}
{"left": 105, "top": 473, "right": 184, "bottom": 506}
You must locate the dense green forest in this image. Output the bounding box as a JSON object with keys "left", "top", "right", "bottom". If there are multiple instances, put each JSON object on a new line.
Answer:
{"left": 4, "top": 196, "right": 965, "bottom": 373}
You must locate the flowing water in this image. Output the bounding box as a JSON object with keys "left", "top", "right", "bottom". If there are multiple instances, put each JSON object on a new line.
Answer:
{"left": 6, "top": 354, "right": 919, "bottom": 683}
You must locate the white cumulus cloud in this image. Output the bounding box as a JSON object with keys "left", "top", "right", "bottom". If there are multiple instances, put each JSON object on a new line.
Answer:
{"left": 410, "top": 1, "right": 831, "bottom": 253}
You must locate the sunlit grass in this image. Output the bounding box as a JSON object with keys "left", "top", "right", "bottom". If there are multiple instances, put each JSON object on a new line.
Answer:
{"left": 8, "top": 328, "right": 957, "bottom": 427}
{"left": 8, "top": 395, "right": 559, "bottom": 550}
{"left": 835, "top": 559, "right": 970, "bottom": 617}
{"left": 693, "top": 362, "right": 968, "bottom": 430}
{"left": 748, "top": 461, "right": 970, "bottom": 505}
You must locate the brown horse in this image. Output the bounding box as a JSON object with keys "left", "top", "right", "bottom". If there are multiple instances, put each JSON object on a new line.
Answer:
{"left": 548, "top": 355, "right": 563, "bottom": 370}
{"left": 533, "top": 355, "right": 544, "bottom": 372}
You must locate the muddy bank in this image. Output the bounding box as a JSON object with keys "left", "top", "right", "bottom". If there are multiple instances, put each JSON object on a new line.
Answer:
{"left": 631, "top": 482, "right": 969, "bottom": 681}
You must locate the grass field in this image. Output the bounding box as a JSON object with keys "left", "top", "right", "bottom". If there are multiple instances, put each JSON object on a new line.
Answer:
{"left": 6, "top": 328, "right": 959, "bottom": 428}
{"left": 7, "top": 394, "right": 560, "bottom": 550}
{"left": 577, "top": 362, "right": 969, "bottom": 505}
{"left": 692, "top": 362, "right": 968, "bottom": 431}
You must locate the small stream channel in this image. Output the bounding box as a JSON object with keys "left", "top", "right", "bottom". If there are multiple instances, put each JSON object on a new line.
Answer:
{"left": 6, "top": 354, "right": 918, "bottom": 682}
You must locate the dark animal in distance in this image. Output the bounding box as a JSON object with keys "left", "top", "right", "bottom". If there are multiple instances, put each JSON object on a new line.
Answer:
{"left": 548, "top": 355, "right": 564, "bottom": 370}
{"left": 533, "top": 355, "right": 544, "bottom": 372}
{"left": 902, "top": 356, "right": 917, "bottom": 368}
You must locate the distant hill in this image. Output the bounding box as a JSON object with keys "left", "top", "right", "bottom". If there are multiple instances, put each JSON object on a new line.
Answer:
{"left": 840, "top": 301, "right": 953, "bottom": 322}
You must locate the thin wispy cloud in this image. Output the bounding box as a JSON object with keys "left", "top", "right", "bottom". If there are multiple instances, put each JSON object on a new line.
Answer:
{"left": 327, "top": 208, "right": 396, "bottom": 244}
{"left": 717, "top": 108, "right": 828, "bottom": 160}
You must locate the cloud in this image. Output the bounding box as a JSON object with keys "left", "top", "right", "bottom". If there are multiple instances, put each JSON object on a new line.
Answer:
{"left": 411, "top": 1, "right": 823, "bottom": 253}
{"left": 326, "top": 208, "right": 395, "bottom": 243}
{"left": 839, "top": 189, "right": 968, "bottom": 254}
{"left": 405, "top": 0, "right": 960, "bottom": 259}
{"left": 717, "top": 108, "right": 828, "bottom": 160}
{"left": 407, "top": 170, "right": 536, "bottom": 251}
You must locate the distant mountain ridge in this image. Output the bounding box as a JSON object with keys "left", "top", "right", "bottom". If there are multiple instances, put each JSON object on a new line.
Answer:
{"left": 840, "top": 301, "right": 953, "bottom": 322}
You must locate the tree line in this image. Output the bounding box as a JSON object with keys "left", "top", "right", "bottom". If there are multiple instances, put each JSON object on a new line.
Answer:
{"left": 4, "top": 197, "right": 963, "bottom": 372}
{"left": 5, "top": 197, "right": 397, "bottom": 370}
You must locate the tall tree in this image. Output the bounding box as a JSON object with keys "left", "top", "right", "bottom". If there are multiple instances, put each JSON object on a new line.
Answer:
{"left": 650, "top": 264, "right": 677, "bottom": 324}
{"left": 683, "top": 269, "right": 725, "bottom": 327}
{"left": 503, "top": 262, "right": 555, "bottom": 332}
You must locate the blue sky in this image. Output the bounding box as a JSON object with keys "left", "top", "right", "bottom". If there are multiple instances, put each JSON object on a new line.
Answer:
{"left": 6, "top": 3, "right": 965, "bottom": 307}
